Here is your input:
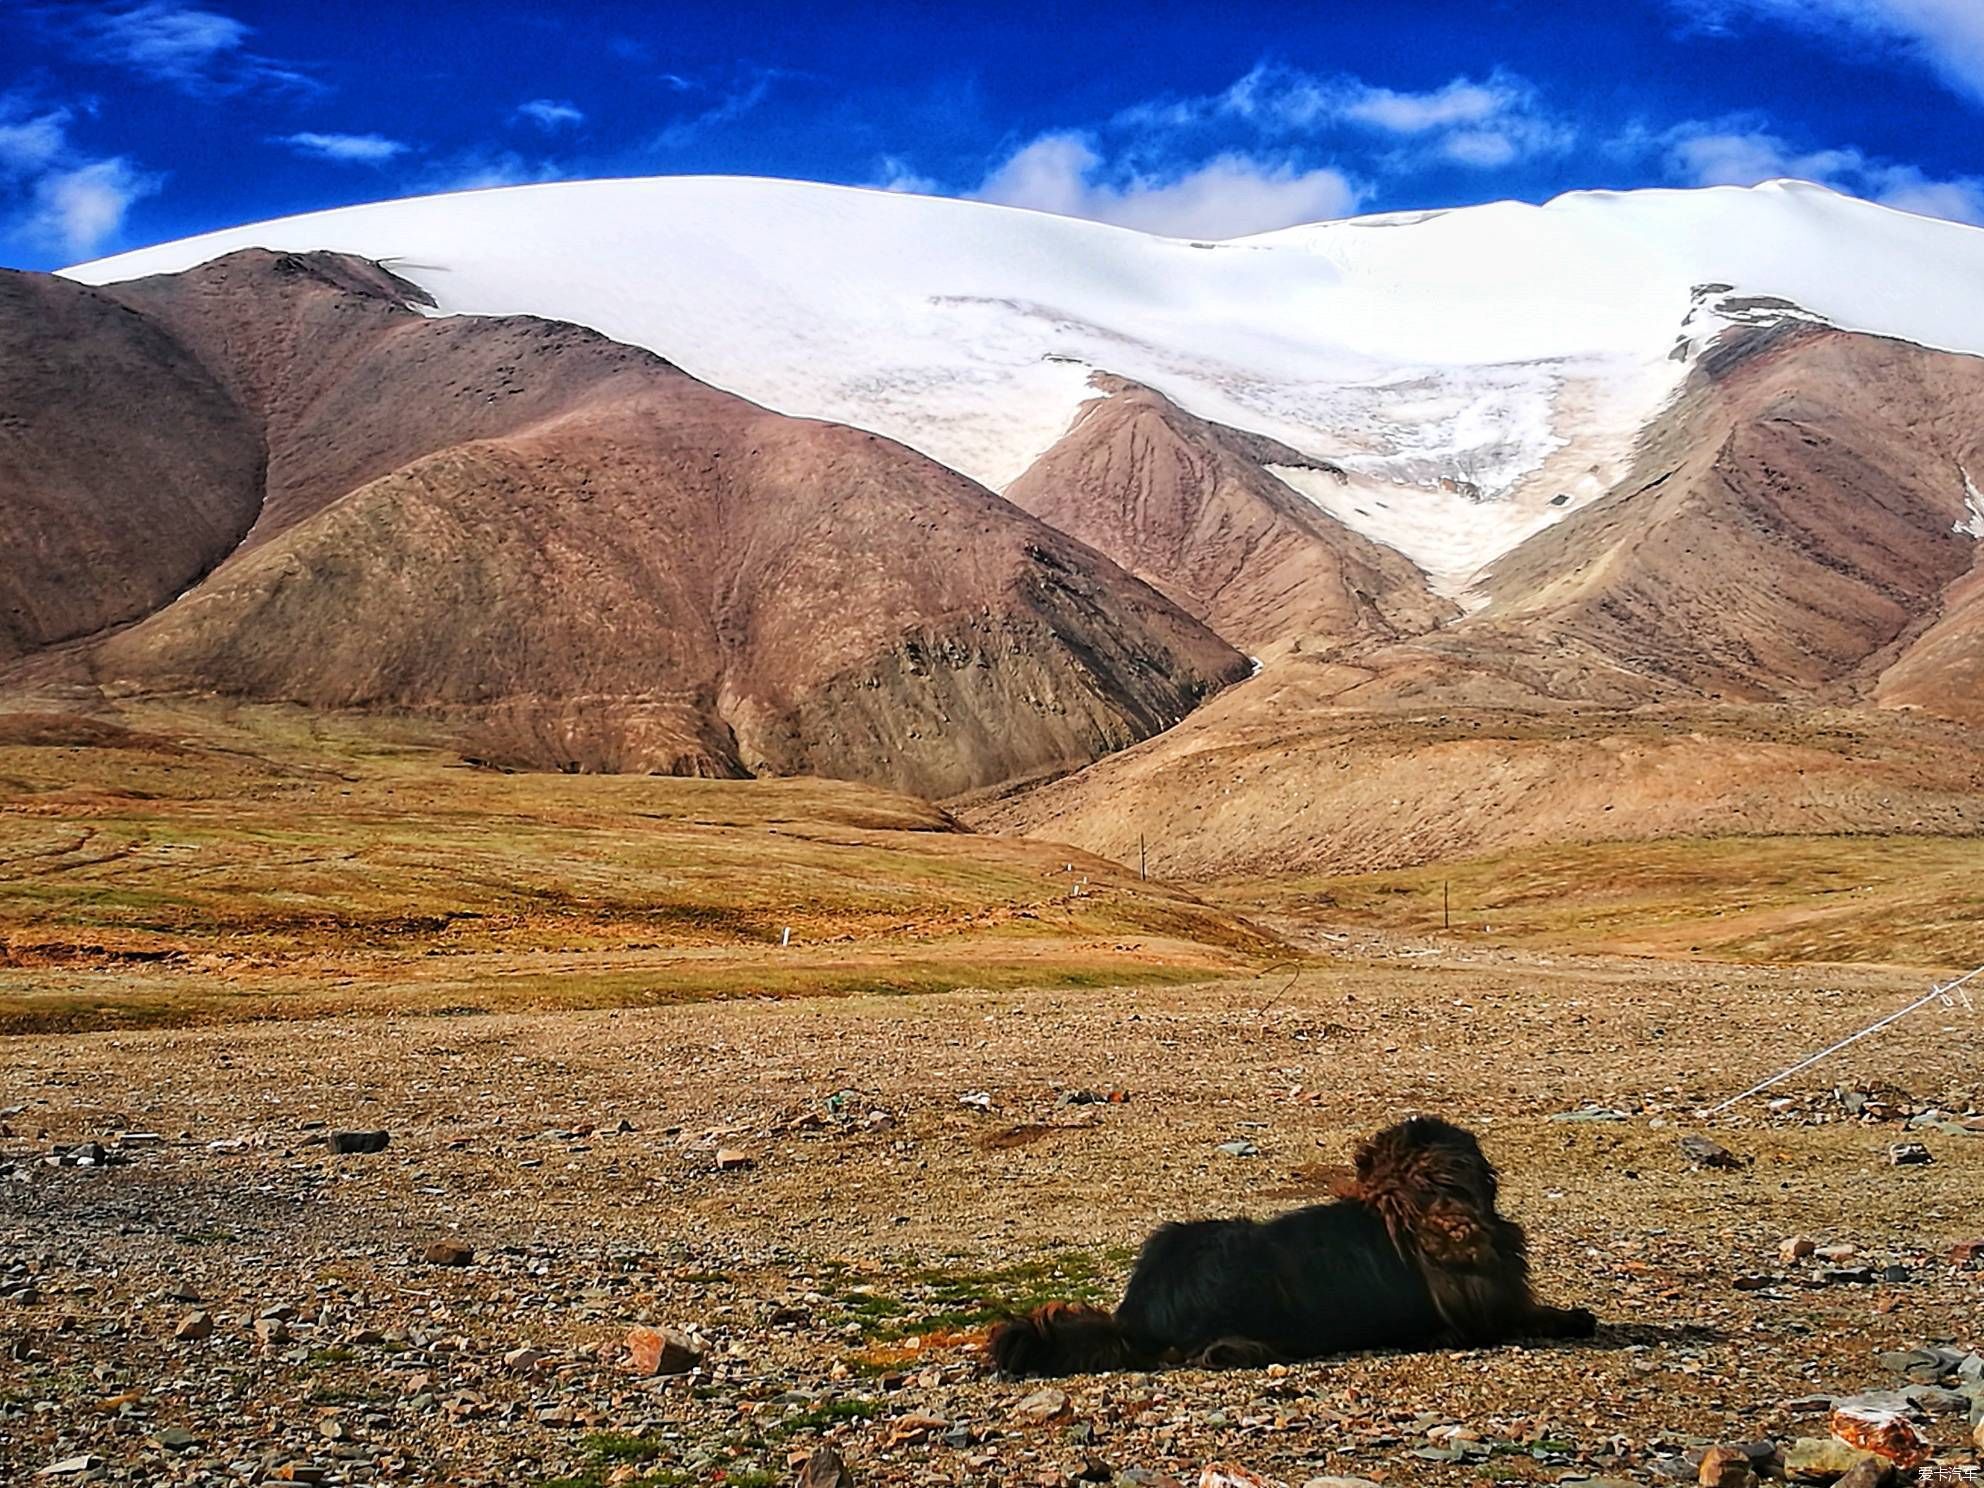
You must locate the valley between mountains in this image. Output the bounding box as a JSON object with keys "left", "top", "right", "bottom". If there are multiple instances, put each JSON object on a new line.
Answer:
{"left": 6, "top": 176, "right": 1984, "bottom": 1488}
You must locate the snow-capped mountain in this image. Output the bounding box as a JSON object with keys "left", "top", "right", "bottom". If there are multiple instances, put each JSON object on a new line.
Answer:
{"left": 68, "top": 176, "right": 1984, "bottom": 596}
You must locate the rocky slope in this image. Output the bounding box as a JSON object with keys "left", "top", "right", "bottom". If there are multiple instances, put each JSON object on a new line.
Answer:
{"left": 1003, "top": 378, "right": 1452, "bottom": 653}
{"left": 0, "top": 252, "right": 1247, "bottom": 796}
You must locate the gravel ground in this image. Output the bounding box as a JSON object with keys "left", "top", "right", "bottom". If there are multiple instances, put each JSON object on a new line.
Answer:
{"left": 4, "top": 949, "right": 1982, "bottom": 1487}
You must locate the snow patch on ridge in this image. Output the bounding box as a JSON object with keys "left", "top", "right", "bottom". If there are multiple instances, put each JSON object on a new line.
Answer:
{"left": 65, "top": 176, "right": 1984, "bottom": 587}
{"left": 1961, "top": 467, "right": 1984, "bottom": 538}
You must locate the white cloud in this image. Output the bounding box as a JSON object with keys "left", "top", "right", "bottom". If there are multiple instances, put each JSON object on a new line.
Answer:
{"left": 21, "top": 156, "right": 161, "bottom": 256}
{"left": 654, "top": 69, "right": 781, "bottom": 149}
{"left": 70, "top": 2, "right": 313, "bottom": 95}
{"left": 516, "top": 99, "right": 584, "bottom": 131}
{"left": 873, "top": 155, "right": 937, "bottom": 195}
{"left": 1676, "top": 1, "right": 1984, "bottom": 105}
{"left": 0, "top": 106, "right": 72, "bottom": 180}
{"left": 275, "top": 131, "right": 410, "bottom": 165}
{"left": 413, "top": 148, "right": 571, "bottom": 194}
{"left": 1652, "top": 118, "right": 1984, "bottom": 224}
{"left": 1120, "top": 64, "right": 1573, "bottom": 171}
{"left": 975, "top": 132, "right": 1364, "bottom": 239}
{"left": 1336, "top": 76, "right": 1522, "bottom": 135}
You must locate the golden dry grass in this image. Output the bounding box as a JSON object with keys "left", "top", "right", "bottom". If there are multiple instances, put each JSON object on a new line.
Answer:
{"left": 0, "top": 703, "right": 1278, "bottom": 1032}
{"left": 1216, "top": 833, "right": 1984, "bottom": 968}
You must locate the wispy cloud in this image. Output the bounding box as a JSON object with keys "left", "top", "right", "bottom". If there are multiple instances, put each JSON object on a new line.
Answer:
{"left": 1636, "top": 115, "right": 1984, "bottom": 223}
{"left": 412, "top": 147, "right": 572, "bottom": 194}
{"left": 1673, "top": 1, "right": 1984, "bottom": 106}
{"left": 0, "top": 104, "right": 73, "bottom": 180}
{"left": 872, "top": 155, "right": 937, "bottom": 195}
{"left": 66, "top": 1, "right": 315, "bottom": 95}
{"left": 653, "top": 67, "right": 785, "bottom": 149}
{"left": 515, "top": 98, "right": 584, "bottom": 131}
{"left": 975, "top": 131, "right": 1364, "bottom": 239}
{"left": 1117, "top": 64, "right": 1574, "bottom": 171}
{"left": 1, "top": 92, "right": 161, "bottom": 258}
{"left": 274, "top": 131, "right": 410, "bottom": 165}
{"left": 22, "top": 156, "right": 162, "bottom": 256}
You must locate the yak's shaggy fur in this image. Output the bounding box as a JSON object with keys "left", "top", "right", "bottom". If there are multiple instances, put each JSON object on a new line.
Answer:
{"left": 989, "top": 1115, "right": 1595, "bottom": 1376}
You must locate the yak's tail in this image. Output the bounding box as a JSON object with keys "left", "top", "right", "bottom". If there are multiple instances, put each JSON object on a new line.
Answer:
{"left": 987, "top": 1302, "right": 1145, "bottom": 1377}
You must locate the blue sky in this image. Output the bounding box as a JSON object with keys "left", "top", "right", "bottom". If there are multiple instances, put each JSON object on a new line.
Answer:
{"left": 3, "top": 1, "right": 1982, "bottom": 269}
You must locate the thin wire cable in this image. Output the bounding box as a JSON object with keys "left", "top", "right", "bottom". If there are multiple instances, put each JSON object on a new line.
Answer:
{"left": 1703, "top": 963, "right": 1982, "bottom": 1117}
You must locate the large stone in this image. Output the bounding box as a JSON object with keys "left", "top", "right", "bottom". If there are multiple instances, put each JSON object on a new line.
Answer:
{"left": 1831, "top": 1461, "right": 1889, "bottom": 1488}
{"left": 173, "top": 1310, "right": 213, "bottom": 1342}
{"left": 624, "top": 1324, "right": 702, "bottom": 1375}
{"left": 1784, "top": 1439, "right": 1885, "bottom": 1482}
{"left": 1779, "top": 1236, "right": 1818, "bottom": 1263}
{"left": 1830, "top": 1405, "right": 1929, "bottom": 1466}
{"left": 1680, "top": 1135, "right": 1745, "bottom": 1169}
{"left": 329, "top": 1130, "right": 390, "bottom": 1155}
{"left": 422, "top": 1240, "right": 474, "bottom": 1267}
{"left": 796, "top": 1445, "right": 853, "bottom": 1488}
{"left": 1698, "top": 1444, "right": 1757, "bottom": 1488}
{"left": 1013, "top": 1386, "right": 1072, "bottom": 1425}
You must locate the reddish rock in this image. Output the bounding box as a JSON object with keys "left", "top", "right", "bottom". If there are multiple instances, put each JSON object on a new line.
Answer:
{"left": 422, "top": 1240, "right": 474, "bottom": 1267}
{"left": 715, "top": 1149, "right": 755, "bottom": 1171}
{"left": 624, "top": 1324, "right": 702, "bottom": 1376}
{"left": 1699, "top": 1444, "right": 1758, "bottom": 1488}
{"left": 173, "top": 1310, "right": 213, "bottom": 1342}
{"left": 1829, "top": 1405, "right": 1929, "bottom": 1467}
{"left": 1947, "top": 1237, "right": 1984, "bottom": 1268}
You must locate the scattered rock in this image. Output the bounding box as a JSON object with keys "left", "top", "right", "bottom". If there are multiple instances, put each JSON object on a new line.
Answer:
{"left": 329, "top": 1130, "right": 390, "bottom": 1155}
{"left": 1779, "top": 1236, "right": 1818, "bottom": 1262}
{"left": 254, "top": 1316, "right": 291, "bottom": 1347}
{"left": 715, "top": 1148, "right": 755, "bottom": 1171}
{"left": 1200, "top": 1466, "right": 1286, "bottom": 1488}
{"left": 503, "top": 1344, "right": 546, "bottom": 1370}
{"left": 173, "top": 1309, "right": 213, "bottom": 1341}
{"left": 39, "top": 1457, "right": 103, "bottom": 1478}
{"left": 796, "top": 1445, "right": 853, "bottom": 1488}
{"left": 1680, "top": 1135, "right": 1745, "bottom": 1169}
{"left": 1698, "top": 1444, "right": 1757, "bottom": 1488}
{"left": 422, "top": 1240, "right": 474, "bottom": 1266}
{"left": 1013, "top": 1386, "right": 1072, "bottom": 1425}
{"left": 624, "top": 1323, "right": 702, "bottom": 1375}
{"left": 1551, "top": 1104, "right": 1630, "bottom": 1123}
{"left": 1948, "top": 1238, "right": 1984, "bottom": 1268}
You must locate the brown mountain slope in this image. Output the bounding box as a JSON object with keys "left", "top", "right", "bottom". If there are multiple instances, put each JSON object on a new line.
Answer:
{"left": 4, "top": 252, "right": 1246, "bottom": 796}
{"left": 1875, "top": 560, "right": 1984, "bottom": 721}
{"left": 0, "top": 271, "right": 263, "bottom": 663}
{"left": 1448, "top": 324, "right": 1984, "bottom": 706}
{"left": 1003, "top": 377, "right": 1453, "bottom": 652}
{"left": 968, "top": 324, "right": 1984, "bottom": 874}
